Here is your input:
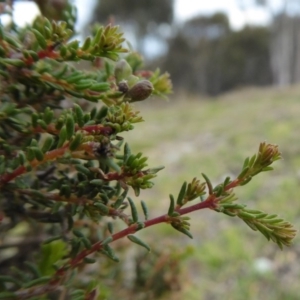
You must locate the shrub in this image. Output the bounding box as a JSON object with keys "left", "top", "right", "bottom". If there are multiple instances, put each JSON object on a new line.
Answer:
{"left": 0, "top": 3, "right": 296, "bottom": 300}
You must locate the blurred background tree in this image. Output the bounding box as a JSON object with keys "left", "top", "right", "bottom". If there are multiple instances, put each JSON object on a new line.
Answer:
{"left": 239, "top": 0, "right": 300, "bottom": 86}
{"left": 91, "top": 0, "right": 174, "bottom": 55}
{"left": 160, "top": 13, "right": 272, "bottom": 95}
{"left": 15, "top": 0, "right": 300, "bottom": 95}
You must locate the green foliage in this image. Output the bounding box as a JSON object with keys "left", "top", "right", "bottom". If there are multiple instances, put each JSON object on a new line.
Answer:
{"left": 0, "top": 3, "right": 296, "bottom": 300}
{"left": 162, "top": 13, "right": 272, "bottom": 95}
{"left": 93, "top": 0, "right": 174, "bottom": 35}
{"left": 38, "top": 240, "right": 68, "bottom": 276}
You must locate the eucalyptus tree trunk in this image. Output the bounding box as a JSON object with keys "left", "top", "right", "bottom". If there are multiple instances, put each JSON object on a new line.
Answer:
{"left": 270, "top": 14, "right": 300, "bottom": 86}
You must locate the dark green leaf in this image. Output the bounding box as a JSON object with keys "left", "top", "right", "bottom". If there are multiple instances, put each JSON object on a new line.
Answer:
{"left": 128, "top": 197, "right": 138, "bottom": 223}
{"left": 176, "top": 182, "right": 187, "bottom": 206}
{"left": 127, "top": 234, "right": 150, "bottom": 251}
{"left": 140, "top": 200, "right": 148, "bottom": 220}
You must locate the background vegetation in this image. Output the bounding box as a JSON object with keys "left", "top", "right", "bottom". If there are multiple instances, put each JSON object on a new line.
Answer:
{"left": 94, "top": 0, "right": 300, "bottom": 95}
{"left": 126, "top": 86, "right": 300, "bottom": 299}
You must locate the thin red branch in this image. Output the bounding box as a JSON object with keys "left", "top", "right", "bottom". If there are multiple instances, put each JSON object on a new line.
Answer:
{"left": 224, "top": 178, "right": 241, "bottom": 191}
{"left": 23, "top": 46, "right": 59, "bottom": 66}
{"left": 13, "top": 175, "right": 242, "bottom": 299}
{"left": 176, "top": 195, "right": 217, "bottom": 215}
{"left": 0, "top": 145, "right": 69, "bottom": 186}
{"left": 32, "top": 124, "right": 114, "bottom": 136}
{"left": 57, "top": 195, "right": 217, "bottom": 274}
{"left": 0, "top": 165, "right": 26, "bottom": 186}
{"left": 81, "top": 125, "right": 114, "bottom": 136}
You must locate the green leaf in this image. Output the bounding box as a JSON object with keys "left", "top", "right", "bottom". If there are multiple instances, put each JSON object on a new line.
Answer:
{"left": 4, "top": 34, "right": 22, "bottom": 48}
{"left": 60, "top": 184, "right": 71, "bottom": 198}
{"left": 18, "top": 151, "right": 26, "bottom": 165}
{"left": 128, "top": 197, "right": 138, "bottom": 223}
{"left": 23, "top": 276, "right": 51, "bottom": 288}
{"left": 113, "top": 189, "right": 128, "bottom": 208}
{"left": 127, "top": 235, "right": 150, "bottom": 252}
{"left": 123, "top": 143, "right": 131, "bottom": 163}
{"left": 43, "top": 107, "right": 54, "bottom": 124}
{"left": 60, "top": 44, "right": 68, "bottom": 57}
{"left": 74, "top": 104, "right": 84, "bottom": 127}
{"left": 38, "top": 240, "right": 68, "bottom": 276}
{"left": 90, "top": 82, "right": 110, "bottom": 92}
{"left": 171, "top": 224, "right": 193, "bottom": 239}
{"left": 237, "top": 166, "right": 250, "bottom": 179}
{"left": 248, "top": 154, "right": 257, "bottom": 167}
{"left": 94, "top": 202, "right": 109, "bottom": 214}
{"left": 81, "top": 36, "right": 91, "bottom": 50}
{"left": 223, "top": 176, "right": 231, "bottom": 186}
{"left": 52, "top": 64, "right": 68, "bottom": 78}
{"left": 75, "top": 164, "right": 91, "bottom": 177}
{"left": 75, "top": 79, "right": 93, "bottom": 90}
{"left": 262, "top": 166, "right": 274, "bottom": 172}
{"left": 176, "top": 181, "right": 187, "bottom": 206}
{"left": 37, "top": 119, "right": 48, "bottom": 130}
{"left": 238, "top": 211, "right": 254, "bottom": 219}
{"left": 57, "top": 125, "right": 67, "bottom": 147}
{"left": 242, "top": 157, "right": 250, "bottom": 169}
{"left": 66, "top": 72, "right": 84, "bottom": 84}
{"left": 83, "top": 257, "right": 96, "bottom": 264}
{"left": 90, "top": 179, "right": 103, "bottom": 186}
{"left": 101, "top": 157, "right": 121, "bottom": 173}
{"left": 92, "top": 27, "right": 103, "bottom": 46}
{"left": 168, "top": 194, "right": 175, "bottom": 216}
{"left": 202, "top": 173, "right": 213, "bottom": 194}
{"left": 148, "top": 165, "right": 165, "bottom": 174}
{"left": 31, "top": 112, "right": 39, "bottom": 127}
{"left": 42, "top": 136, "right": 54, "bottom": 153}
{"left": 107, "top": 222, "right": 114, "bottom": 234}
{"left": 0, "top": 58, "right": 25, "bottom": 67}
{"left": 101, "top": 236, "right": 113, "bottom": 246}
{"left": 69, "top": 132, "right": 82, "bottom": 151}
{"left": 33, "top": 147, "right": 44, "bottom": 161}
{"left": 66, "top": 115, "right": 75, "bottom": 139}
{"left": 100, "top": 245, "right": 119, "bottom": 262}
{"left": 96, "top": 105, "right": 108, "bottom": 120}
{"left": 32, "top": 28, "right": 47, "bottom": 49}
{"left": 140, "top": 200, "right": 148, "bottom": 220}
{"left": 81, "top": 237, "right": 92, "bottom": 249}
{"left": 73, "top": 229, "right": 84, "bottom": 238}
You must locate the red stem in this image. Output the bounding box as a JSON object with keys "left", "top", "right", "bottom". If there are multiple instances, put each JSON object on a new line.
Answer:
{"left": 0, "top": 165, "right": 26, "bottom": 185}
{"left": 63, "top": 195, "right": 216, "bottom": 270}
{"left": 33, "top": 124, "right": 114, "bottom": 136}
{"left": 224, "top": 179, "right": 241, "bottom": 190}
{"left": 23, "top": 47, "right": 59, "bottom": 66}
{"left": 14, "top": 189, "right": 221, "bottom": 298}
{"left": 0, "top": 145, "right": 69, "bottom": 186}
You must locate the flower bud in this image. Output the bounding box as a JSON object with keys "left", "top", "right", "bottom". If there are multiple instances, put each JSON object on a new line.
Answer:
{"left": 114, "top": 59, "right": 132, "bottom": 83}
{"left": 118, "top": 80, "right": 129, "bottom": 94}
{"left": 125, "top": 80, "right": 154, "bottom": 102}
